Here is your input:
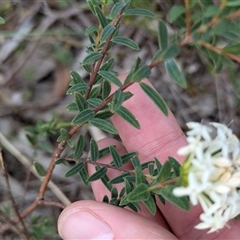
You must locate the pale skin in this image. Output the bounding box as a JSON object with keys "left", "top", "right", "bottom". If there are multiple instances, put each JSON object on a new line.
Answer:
{"left": 58, "top": 74, "right": 239, "bottom": 239}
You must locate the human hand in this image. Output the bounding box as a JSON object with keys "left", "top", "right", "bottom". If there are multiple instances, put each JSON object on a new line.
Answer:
{"left": 58, "top": 74, "right": 239, "bottom": 239}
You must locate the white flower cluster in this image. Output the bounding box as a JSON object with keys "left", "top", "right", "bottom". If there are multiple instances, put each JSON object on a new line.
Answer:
{"left": 173, "top": 122, "right": 240, "bottom": 233}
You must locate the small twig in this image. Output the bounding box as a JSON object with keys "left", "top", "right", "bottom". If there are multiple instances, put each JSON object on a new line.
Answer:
{"left": 148, "top": 178, "right": 179, "bottom": 191}
{"left": 85, "top": 10, "right": 124, "bottom": 99}
{"left": 198, "top": 41, "right": 240, "bottom": 64}
{"left": 0, "top": 148, "right": 30, "bottom": 239}
{"left": 38, "top": 200, "right": 65, "bottom": 209}
{"left": 184, "top": 0, "right": 191, "bottom": 39}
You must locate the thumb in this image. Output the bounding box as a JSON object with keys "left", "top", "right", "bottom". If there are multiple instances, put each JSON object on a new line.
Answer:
{"left": 58, "top": 200, "right": 177, "bottom": 240}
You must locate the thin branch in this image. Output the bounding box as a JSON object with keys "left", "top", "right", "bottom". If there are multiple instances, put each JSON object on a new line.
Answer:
{"left": 0, "top": 148, "right": 30, "bottom": 239}
{"left": 198, "top": 41, "right": 240, "bottom": 64}
{"left": 85, "top": 10, "right": 124, "bottom": 99}
{"left": 184, "top": 0, "right": 191, "bottom": 39}
{"left": 148, "top": 178, "right": 179, "bottom": 191}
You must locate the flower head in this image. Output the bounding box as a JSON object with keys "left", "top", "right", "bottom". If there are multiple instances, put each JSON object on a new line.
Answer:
{"left": 173, "top": 122, "right": 240, "bottom": 233}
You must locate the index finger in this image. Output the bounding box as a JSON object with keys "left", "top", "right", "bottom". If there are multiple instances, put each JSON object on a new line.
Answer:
{"left": 111, "top": 74, "right": 201, "bottom": 238}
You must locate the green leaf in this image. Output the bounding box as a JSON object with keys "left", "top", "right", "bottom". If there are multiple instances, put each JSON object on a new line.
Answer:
{"left": 165, "top": 59, "right": 187, "bottom": 88}
{"left": 74, "top": 135, "right": 85, "bottom": 158}
{"left": 154, "top": 185, "right": 189, "bottom": 211}
{"left": 82, "top": 52, "right": 103, "bottom": 65}
{"left": 204, "top": 5, "right": 220, "bottom": 18}
{"left": 75, "top": 93, "right": 88, "bottom": 111}
{"left": 87, "top": 98, "right": 103, "bottom": 107}
{"left": 34, "top": 161, "right": 46, "bottom": 177}
{"left": 94, "top": 5, "right": 108, "bottom": 28}
{"left": 167, "top": 5, "right": 186, "bottom": 23}
{"left": 126, "top": 183, "right": 150, "bottom": 202}
{"left": 98, "top": 71, "right": 122, "bottom": 87}
{"left": 110, "top": 145, "right": 122, "bottom": 168}
{"left": 110, "top": 90, "right": 125, "bottom": 112}
{"left": 154, "top": 44, "right": 180, "bottom": 61}
{"left": 66, "top": 83, "right": 89, "bottom": 95}
{"left": 71, "top": 109, "right": 95, "bottom": 125}
{"left": 109, "top": 172, "right": 131, "bottom": 184}
{"left": 89, "top": 118, "right": 118, "bottom": 134}
{"left": 99, "top": 146, "right": 112, "bottom": 158}
{"left": 57, "top": 128, "right": 69, "bottom": 142}
{"left": 132, "top": 65, "right": 151, "bottom": 82}
{"left": 112, "top": 36, "right": 139, "bottom": 50}
{"left": 116, "top": 106, "right": 140, "bottom": 129}
{"left": 95, "top": 110, "right": 114, "bottom": 119}
{"left": 156, "top": 160, "right": 172, "bottom": 183}
{"left": 110, "top": 2, "right": 125, "bottom": 19}
{"left": 124, "top": 8, "right": 155, "bottom": 18}
{"left": 227, "top": 0, "right": 240, "bottom": 7}
{"left": 131, "top": 156, "right": 141, "bottom": 168}
{"left": 143, "top": 195, "right": 156, "bottom": 215}
{"left": 121, "top": 152, "right": 137, "bottom": 164}
{"left": 168, "top": 157, "right": 181, "bottom": 177}
{"left": 0, "top": 17, "right": 5, "bottom": 24}
{"left": 90, "top": 139, "right": 99, "bottom": 162}
{"left": 139, "top": 82, "right": 168, "bottom": 116}
{"left": 39, "top": 141, "right": 53, "bottom": 153}
{"left": 65, "top": 162, "right": 85, "bottom": 177}
{"left": 101, "top": 80, "right": 111, "bottom": 99}
{"left": 65, "top": 102, "right": 78, "bottom": 112}
{"left": 88, "top": 167, "right": 107, "bottom": 182}
{"left": 135, "top": 166, "right": 146, "bottom": 185}
{"left": 78, "top": 166, "right": 89, "bottom": 186}
{"left": 101, "top": 25, "right": 116, "bottom": 41}
{"left": 70, "top": 70, "right": 84, "bottom": 84}
{"left": 85, "top": 26, "right": 97, "bottom": 36}
{"left": 223, "top": 43, "right": 240, "bottom": 55}
{"left": 158, "top": 19, "right": 168, "bottom": 50}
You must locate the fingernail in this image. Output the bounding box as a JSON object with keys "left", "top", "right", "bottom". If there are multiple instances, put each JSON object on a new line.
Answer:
{"left": 59, "top": 210, "right": 114, "bottom": 240}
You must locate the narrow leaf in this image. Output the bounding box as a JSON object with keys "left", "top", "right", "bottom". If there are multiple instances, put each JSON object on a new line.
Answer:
{"left": 71, "top": 109, "right": 95, "bottom": 125}
{"left": 90, "top": 139, "right": 99, "bottom": 162}
{"left": 0, "top": 17, "right": 5, "bottom": 24}
{"left": 34, "top": 161, "right": 46, "bottom": 177}
{"left": 112, "top": 36, "right": 139, "bottom": 50}
{"left": 85, "top": 26, "right": 97, "bottom": 36}
{"left": 110, "top": 90, "right": 125, "bottom": 112}
{"left": 74, "top": 135, "right": 85, "bottom": 158}
{"left": 98, "top": 71, "right": 122, "bottom": 87}
{"left": 116, "top": 106, "right": 140, "bottom": 129}
{"left": 78, "top": 166, "right": 88, "bottom": 186}
{"left": 101, "top": 25, "right": 116, "bottom": 41}
{"left": 154, "top": 185, "right": 189, "bottom": 211}
{"left": 139, "top": 82, "right": 168, "bottom": 116}
{"left": 165, "top": 59, "right": 187, "bottom": 88}
{"left": 110, "top": 145, "right": 122, "bottom": 168}
{"left": 124, "top": 8, "right": 155, "bottom": 18}
{"left": 109, "top": 172, "right": 131, "bottom": 184}
{"left": 88, "top": 167, "right": 107, "bottom": 182}
{"left": 65, "top": 162, "right": 84, "bottom": 177}
{"left": 167, "top": 5, "right": 186, "bottom": 23}
{"left": 75, "top": 93, "right": 88, "bottom": 111}
{"left": 82, "top": 52, "right": 103, "bottom": 65}
{"left": 87, "top": 98, "right": 103, "bottom": 107}
{"left": 156, "top": 160, "right": 172, "bottom": 183}
{"left": 135, "top": 166, "right": 146, "bottom": 185}
{"left": 127, "top": 183, "right": 150, "bottom": 202}
{"left": 143, "top": 195, "right": 156, "bottom": 215}
{"left": 168, "top": 157, "right": 181, "bottom": 177}
{"left": 101, "top": 80, "right": 111, "bottom": 99}
{"left": 66, "top": 83, "right": 89, "bottom": 95}
{"left": 110, "top": 2, "right": 125, "bottom": 19}
{"left": 121, "top": 152, "right": 137, "bottom": 164}
{"left": 89, "top": 118, "right": 118, "bottom": 134}
{"left": 132, "top": 65, "right": 151, "bottom": 82}
{"left": 158, "top": 19, "right": 168, "bottom": 50}
{"left": 65, "top": 102, "right": 78, "bottom": 112}
{"left": 70, "top": 70, "right": 84, "bottom": 84}
{"left": 94, "top": 6, "right": 108, "bottom": 28}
